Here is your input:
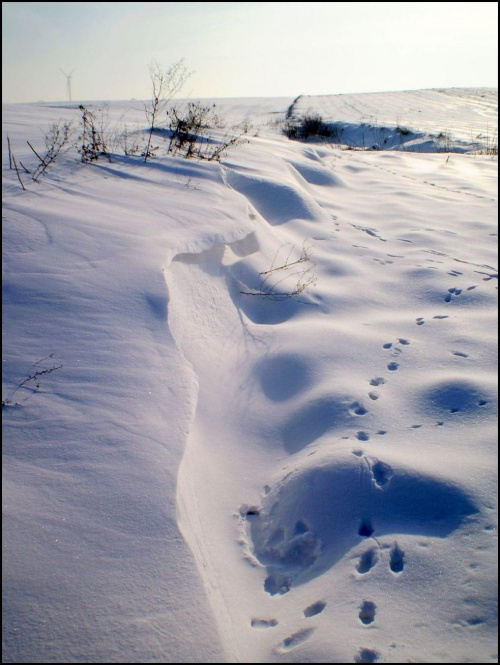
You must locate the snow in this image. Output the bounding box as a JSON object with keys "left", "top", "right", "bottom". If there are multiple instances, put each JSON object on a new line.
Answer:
{"left": 2, "top": 88, "right": 497, "bottom": 663}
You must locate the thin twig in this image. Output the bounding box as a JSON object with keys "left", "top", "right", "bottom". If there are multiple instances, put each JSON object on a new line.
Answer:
{"left": 11, "top": 154, "right": 26, "bottom": 190}
{"left": 33, "top": 353, "right": 55, "bottom": 367}
{"left": 27, "top": 141, "right": 47, "bottom": 167}
{"left": 241, "top": 241, "right": 316, "bottom": 303}
{"left": 18, "top": 364, "right": 63, "bottom": 389}
{"left": 7, "top": 135, "right": 13, "bottom": 169}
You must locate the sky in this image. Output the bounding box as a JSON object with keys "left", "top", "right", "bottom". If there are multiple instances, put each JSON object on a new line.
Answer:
{"left": 2, "top": 2, "right": 498, "bottom": 103}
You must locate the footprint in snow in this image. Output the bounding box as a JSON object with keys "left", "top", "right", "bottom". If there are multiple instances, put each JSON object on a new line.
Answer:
{"left": 368, "top": 459, "right": 393, "bottom": 488}
{"left": 251, "top": 618, "right": 278, "bottom": 629}
{"left": 383, "top": 338, "right": 410, "bottom": 350}
{"left": 356, "top": 548, "right": 378, "bottom": 574}
{"left": 350, "top": 401, "right": 369, "bottom": 416}
{"left": 387, "top": 361, "right": 399, "bottom": 371}
{"left": 303, "top": 600, "right": 326, "bottom": 618}
{"left": 359, "top": 601, "right": 376, "bottom": 625}
{"left": 354, "top": 647, "right": 380, "bottom": 663}
{"left": 275, "top": 628, "right": 315, "bottom": 654}
{"left": 445, "top": 286, "right": 463, "bottom": 302}
{"left": 389, "top": 543, "right": 405, "bottom": 574}
{"left": 359, "top": 519, "right": 375, "bottom": 538}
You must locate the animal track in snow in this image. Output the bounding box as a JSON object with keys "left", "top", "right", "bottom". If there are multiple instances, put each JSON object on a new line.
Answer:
{"left": 445, "top": 286, "right": 463, "bottom": 302}
{"left": 387, "top": 361, "right": 399, "bottom": 371}
{"left": 369, "top": 377, "right": 386, "bottom": 386}
{"left": 264, "top": 572, "right": 291, "bottom": 595}
{"left": 474, "top": 270, "right": 498, "bottom": 281}
{"left": 303, "top": 600, "right": 326, "bottom": 617}
{"left": 384, "top": 338, "right": 410, "bottom": 349}
{"left": 356, "top": 431, "right": 370, "bottom": 441}
{"left": 416, "top": 317, "right": 425, "bottom": 325}
{"left": 433, "top": 314, "right": 449, "bottom": 319}
{"left": 251, "top": 618, "right": 278, "bottom": 629}
{"left": 354, "top": 647, "right": 380, "bottom": 663}
{"left": 368, "top": 392, "right": 379, "bottom": 400}
{"left": 352, "top": 224, "right": 387, "bottom": 242}
{"left": 356, "top": 548, "right": 378, "bottom": 574}
{"left": 359, "top": 519, "right": 375, "bottom": 537}
{"left": 453, "top": 351, "right": 469, "bottom": 358}
{"left": 350, "top": 401, "right": 369, "bottom": 416}
{"left": 367, "top": 459, "right": 393, "bottom": 488}
{"left": 275, "top": 628, "right": 315, "bottom": 654}
{"left": 389, "top": 543, "right": 405, "bottom": 574}
{"left": 359, "top": 601, "right": 376, "bottom": 625}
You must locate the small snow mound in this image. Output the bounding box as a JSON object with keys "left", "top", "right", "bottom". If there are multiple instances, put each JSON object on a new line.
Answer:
{"left": 224, "top": 169, "right": 324, "bottom": 225}
{"left": 420, "top": 376, "right": 495, "bottom": 417}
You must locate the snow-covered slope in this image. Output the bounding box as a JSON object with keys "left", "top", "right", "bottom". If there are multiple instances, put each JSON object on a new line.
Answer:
{"left": 2, "top": 88, "right": 498, "bottom": 663}
{"left": 292, "top": 88, "right": 498, "bottom": 152}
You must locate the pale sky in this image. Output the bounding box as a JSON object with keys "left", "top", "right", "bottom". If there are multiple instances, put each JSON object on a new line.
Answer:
{"left": 2, "top": 2, "right": 498, "bottom": 103}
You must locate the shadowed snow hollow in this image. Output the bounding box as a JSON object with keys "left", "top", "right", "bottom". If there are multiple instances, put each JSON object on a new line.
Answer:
{"left": 248, "top": 451, "right": 478, "bottom": 594}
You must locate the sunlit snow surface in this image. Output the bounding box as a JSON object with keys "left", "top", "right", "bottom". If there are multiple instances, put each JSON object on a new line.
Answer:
{"left": 3, "top": 88, "right": 498, "bottom": 663}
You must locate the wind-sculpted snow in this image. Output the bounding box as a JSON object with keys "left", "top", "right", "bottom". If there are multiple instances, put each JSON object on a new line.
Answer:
{"left": 167, "top": 128, "right": 497, "bottom": 662}
{"left": 3, "top": 90, "right": 497, "bottom": 664}
{"left": 224, "top": 169, "right": 328, "bottom": 224}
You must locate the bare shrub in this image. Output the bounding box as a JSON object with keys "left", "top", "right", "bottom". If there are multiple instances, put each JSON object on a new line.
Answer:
{"left": 474, "top": 127, "right": 498, "bottom": 155}
{"left": 284, "top": 113, "right": 332, "bottom": 140}
{"left": 28, "top": 120, "right": 73, "bottom": 180}
{"left": 78, "top": 105, "right": 112, "bottom": 163}
{"left": 167, "top": 101, "right": 216, "bottom": 158}
{"left": 143, "top": 59, "right": 190, "bottom": 162}
{"left": 167, "top": 101, "right": 248, "bottom": 161}
{"left": 114, "top": 124, "right": 143, "bottom": 156}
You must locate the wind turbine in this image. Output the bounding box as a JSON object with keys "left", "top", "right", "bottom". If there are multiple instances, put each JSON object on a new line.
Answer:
{"left": 60, "top": 69, "right": 75, "bottom": 102}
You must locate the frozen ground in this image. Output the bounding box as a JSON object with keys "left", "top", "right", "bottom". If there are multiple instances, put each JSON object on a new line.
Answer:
{"left": 2, "top": 87, "right": 498, "bottom": 663}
